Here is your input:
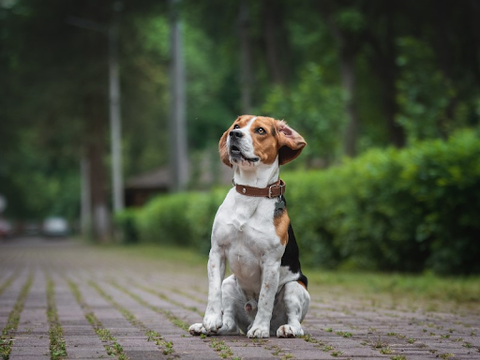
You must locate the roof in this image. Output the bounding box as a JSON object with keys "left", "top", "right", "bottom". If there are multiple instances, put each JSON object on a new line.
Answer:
{"left": 125, "top": 167, "right": 171, "bottom": 190}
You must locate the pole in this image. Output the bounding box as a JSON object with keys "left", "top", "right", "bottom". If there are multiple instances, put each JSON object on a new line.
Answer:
{"left": 169, "top": 0, "right": 188, "bottom": 192}
{"left": 108, "top": 5, "right": 124, "bottom": 211}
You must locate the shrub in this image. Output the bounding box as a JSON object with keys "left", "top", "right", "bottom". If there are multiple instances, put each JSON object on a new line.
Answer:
{"left": 114, "top": 209, "right": 140, "bottom": 244}
{"left": 118, "top": 188, "right": 225, "bottom": 252}
{"left": 284, "top": 128, "right": 480, "bottom": 274}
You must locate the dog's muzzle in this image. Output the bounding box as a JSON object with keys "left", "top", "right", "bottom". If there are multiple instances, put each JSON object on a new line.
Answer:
{"left": 229, "top": 130, "right": 259, "bottom": 163}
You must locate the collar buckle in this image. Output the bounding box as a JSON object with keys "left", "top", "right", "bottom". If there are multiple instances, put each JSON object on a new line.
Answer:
{"left": 268, "top": 181, "right": 285, "bottom": 198}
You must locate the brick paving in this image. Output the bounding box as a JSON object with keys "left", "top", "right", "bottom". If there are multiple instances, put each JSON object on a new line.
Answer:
{"left": 0, "top": 237, "right": 479, "bottom": 360}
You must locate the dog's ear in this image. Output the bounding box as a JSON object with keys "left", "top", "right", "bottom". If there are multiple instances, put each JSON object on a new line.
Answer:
{"left": 277, "top": 121, "right": 306, "bottom": 165}
{"left": 219, "top": 128, "right": 233, "bottom": 168}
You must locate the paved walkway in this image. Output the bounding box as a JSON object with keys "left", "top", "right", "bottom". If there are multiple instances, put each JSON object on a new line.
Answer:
{"left": 0, "top": 237, "right": 479, "bottom": 360}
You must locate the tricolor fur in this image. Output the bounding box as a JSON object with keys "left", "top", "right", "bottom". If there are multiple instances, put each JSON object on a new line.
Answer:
{"left": 189, "top": 115, "right": 310, "bottom": 338}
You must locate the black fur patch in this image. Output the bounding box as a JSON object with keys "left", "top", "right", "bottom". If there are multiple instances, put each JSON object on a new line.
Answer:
{"left": 278, "top": 199, "right": 308, "bottom": 289}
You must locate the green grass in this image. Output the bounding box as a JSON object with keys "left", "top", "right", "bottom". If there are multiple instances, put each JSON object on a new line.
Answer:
{"left": 307, "top": 270, "right": 480, "bottom": 304}
{"left": 109, "top": 280, "right": 190, "bottom": 332}
{"left": 67, "top": 279, "right": 129, "bottom": 360}
{"left": 0, "top": 273, "right": 33, "bottom": 360}
{"left": 209, "top": 339, "right": 234, "bottom": 359}
{"left": 88, "top": 280, "right": 177, "bottom": 357}
{"left": 91, "top": 243, "right": 480, "bottom": 304}
{"left": 94, "top": 243, "right": 207, "bottom": 268}
{"left": 46, "top": 276, "right": 67, "bottom": 360}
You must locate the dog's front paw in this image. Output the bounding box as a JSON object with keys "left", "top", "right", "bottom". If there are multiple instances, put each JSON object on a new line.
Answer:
{"left": 203, "top": 313, "right": 223, "bottom": 334}
{"left": 276, "top": 324, "right": 304, "bottom": 338}
{"left": 218, "top": 316, "right": 237, "bottom": 334}
{"left": 247, "top": 325, "right": 270, "bottom": 338}
{"left": 189, "top": 323, "right": 207, "bottom": 336}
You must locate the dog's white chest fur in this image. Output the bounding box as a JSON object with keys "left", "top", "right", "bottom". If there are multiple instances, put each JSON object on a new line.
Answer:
{"left": 213, "top": 189, "right": 283, "bottom": 294}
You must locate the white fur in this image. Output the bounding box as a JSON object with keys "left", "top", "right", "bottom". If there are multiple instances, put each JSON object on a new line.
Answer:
{"left": 189, "top": 118, "right": 309, "bottom": 338}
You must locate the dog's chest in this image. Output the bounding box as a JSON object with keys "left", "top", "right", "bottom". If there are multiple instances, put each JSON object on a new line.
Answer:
{"left": 214, "top": 190, "right": 277, "bottom": 243}
{"left": 213, "top": 190, "right": 284, "bottom": 285}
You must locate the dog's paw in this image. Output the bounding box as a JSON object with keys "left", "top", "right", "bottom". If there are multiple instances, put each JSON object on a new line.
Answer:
{"left": 189, "top": 323, "right": 206, "bottom": 336}
{"left": 276, "top": 324, "right": 304, "bottom": 338}
{"left": 203, "top": 313, "right": 223, "bottom": 334}
{"left": 247, "top": 325, "right": 270, "bottom": 338}
{"left": 218, "top": 316, "right": 237, "bottom": 334}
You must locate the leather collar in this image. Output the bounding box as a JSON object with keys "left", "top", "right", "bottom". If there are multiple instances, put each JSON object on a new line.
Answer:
{"left": 234, "top": 179, "right": 286, "bottom": 198}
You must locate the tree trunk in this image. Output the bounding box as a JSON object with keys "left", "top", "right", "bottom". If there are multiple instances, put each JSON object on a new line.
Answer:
{"left": 169, "top": 0, "right": 189, "bottom": 192}
{"left": 80, "top": 155, "right": 91, "bottom": 238}
{"left": 239, "top": 0, "right": 253, "bottom": 114}
{"left": 340, "top": 51, "right": 360, "bottom": 157}
{"left": 380, "top": 2, "right": 405, "bottom": 148}
{"left": 81, "top": 13, "right": 111, "bottom": 242}
{"left": 434, "top": 0, "right": 455, "bottom": 139}
{"left": 108, "top": 11, "right": 125, "bottom": 211}
{"left": 263, "top": 0, "right": 286, "bottom": 86}
{"left": 320, "top": 5, "right": 360, "bottom": 157}
{"left": 85, "top": 94, "right": 111, "bottom": 242}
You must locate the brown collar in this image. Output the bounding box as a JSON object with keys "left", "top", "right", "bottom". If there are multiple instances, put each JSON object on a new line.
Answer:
{"left": 234, "top": 179, "right": 286, "bottom": 198}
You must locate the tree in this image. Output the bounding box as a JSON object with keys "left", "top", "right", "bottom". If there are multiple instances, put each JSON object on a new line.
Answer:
{"left": 318, "top": 2, "right": 363, "bottom": 157}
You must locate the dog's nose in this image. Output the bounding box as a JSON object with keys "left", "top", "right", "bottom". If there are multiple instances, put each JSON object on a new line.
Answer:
{"left": 229, "top": 130, "right": 243, "bottom": 139}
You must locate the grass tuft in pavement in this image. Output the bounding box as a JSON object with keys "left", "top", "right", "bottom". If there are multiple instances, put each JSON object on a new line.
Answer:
{"left": 67, "top": 279, "right": 128, "bottom": 360}
{"left": 0, "top": 273, "right": 33, "bottom": 360}
{"left": 109, "top": 280, "right": 190, "bottom": 332}
{"left": 46, "top": 275, "right": 67, "bottom": 360}
{"left": 88, "top": 280, "right": 177, "bottom": 358}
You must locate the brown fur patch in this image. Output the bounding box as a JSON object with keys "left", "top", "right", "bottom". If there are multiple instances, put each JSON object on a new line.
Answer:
{"left": 274, "top": 210, "right": 290, "bottom": 246}
{"left": 297, "top": 280, "right": 307, "bottom": 289}
{"left": 219, "top": 115, "right": 306, "bottom": 167}
{"left": 249, "top": 117, "right": 281, "bottom": 164}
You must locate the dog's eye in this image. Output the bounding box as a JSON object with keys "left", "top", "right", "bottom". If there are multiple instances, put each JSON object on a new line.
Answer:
{"left": 256, "top": 127, "right": 266, "bottom": 135}
{"left": 233, "top": 124, "right": 240, "bottom": 129}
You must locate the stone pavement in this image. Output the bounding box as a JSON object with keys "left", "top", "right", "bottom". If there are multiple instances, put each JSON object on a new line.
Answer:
{"left": 0, "top": 237, "right": 479, "bottom": 360}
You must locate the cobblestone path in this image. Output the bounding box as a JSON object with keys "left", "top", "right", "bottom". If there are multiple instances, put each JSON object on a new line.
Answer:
{"left": 0, "top": 237, "right": 479, "bottom": 359}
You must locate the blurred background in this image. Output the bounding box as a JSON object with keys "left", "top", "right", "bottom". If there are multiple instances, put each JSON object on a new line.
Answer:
{"left": 1, "top": 0, "right": 479, "bottom": 274}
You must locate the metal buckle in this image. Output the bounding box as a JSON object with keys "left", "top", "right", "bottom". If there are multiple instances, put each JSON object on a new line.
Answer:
{"left": 268, "top": 182, "right": 284, "bottom": 198}
{"left": 268, "top": 185, "right": 274, "bottom": 198}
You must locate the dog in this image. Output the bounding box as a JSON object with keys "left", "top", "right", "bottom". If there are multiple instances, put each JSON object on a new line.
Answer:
{"left": 189, "top": 115, "right": 310, "bottom": 338}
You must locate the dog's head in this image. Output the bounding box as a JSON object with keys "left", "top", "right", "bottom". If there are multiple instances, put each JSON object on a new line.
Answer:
{"left": 219, "top": 115, "right": 306, "bottom": 168}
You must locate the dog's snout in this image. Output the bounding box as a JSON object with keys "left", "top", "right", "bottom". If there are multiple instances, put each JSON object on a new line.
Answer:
{"left": 229, "top": 130, "right": 244, "bottom": 139}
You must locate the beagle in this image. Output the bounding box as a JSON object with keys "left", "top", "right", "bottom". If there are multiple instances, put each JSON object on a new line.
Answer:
{"left": 189, "top": 115, "right": 310, "bottom": 338}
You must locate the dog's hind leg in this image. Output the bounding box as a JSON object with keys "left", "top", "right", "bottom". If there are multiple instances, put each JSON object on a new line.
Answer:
{"left": 275, "top": 281, "right": 310, "bottom": 338}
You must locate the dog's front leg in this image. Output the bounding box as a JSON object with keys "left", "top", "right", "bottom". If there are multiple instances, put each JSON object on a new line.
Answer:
{"left": 247, "top": 260, "right": 280, "bottom": 338}
{"left": 203, "top": 244, "right": 226, "bottom": 333}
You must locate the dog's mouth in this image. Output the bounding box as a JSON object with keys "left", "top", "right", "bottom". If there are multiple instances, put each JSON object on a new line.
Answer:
{"left": 230, "top": 145, "right": 259, "bottom": 163}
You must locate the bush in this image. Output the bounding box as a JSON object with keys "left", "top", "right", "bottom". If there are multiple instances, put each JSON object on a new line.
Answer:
{"left": 117, "top": 128, "right": 480, "bottom": 275}
{"left": 118, "top": 188, "right": 226, "bottom": 252}
{"left": 284, "top": 128, "right": 480, "bottom": 274}
{"left": 114, "top": 209, "right": 140, "bottom": 244}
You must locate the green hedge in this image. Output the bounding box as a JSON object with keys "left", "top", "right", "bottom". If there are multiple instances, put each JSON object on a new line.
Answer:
{"left": 116, "top": 129, "right": 480, "bottom": 275}
{"left": 115, "top": 188, "right": 226, "bottom": 254}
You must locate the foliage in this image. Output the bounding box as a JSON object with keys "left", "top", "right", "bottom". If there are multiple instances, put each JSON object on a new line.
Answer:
{"left": 262, "top": 63, "right": 346, "bottom": 164}
{"left": 116, "top": 188, "right": 226, "bottom": 252}
{"left": 396, "top": 37, "right": 471, "bottom": 142}
{"left": 2, "top": 0, "right": 480, "bottom": 224}
{"left": 116, "top": 129, "right": 480, "bottom": 275}
{"left": 283, "top": 128, "right": 480, "bottom": 275}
